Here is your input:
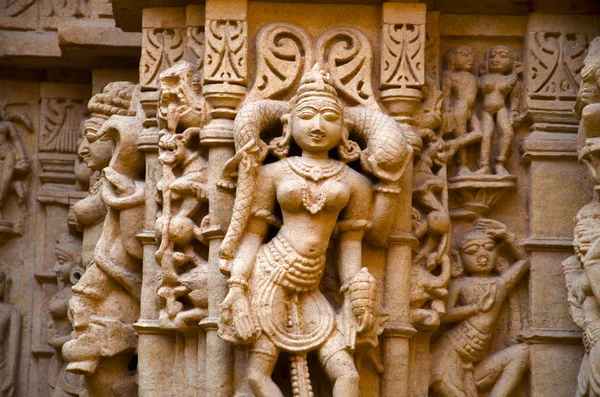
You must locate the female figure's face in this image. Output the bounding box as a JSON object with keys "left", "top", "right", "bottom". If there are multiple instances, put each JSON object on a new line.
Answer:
{"left": 53, "top": 254, "right": 74, "bottom": 285}
{"left": 488, "top": 47, "right": 514, "bottom": 74}
{"left": 79, "top": 121, "right": 115, "bottom": 171}
{"left": 460, "top": 236, "right": 498, "bottom": 275}
{"left": 291, "top": 97, "right": 343, "bottom": 154}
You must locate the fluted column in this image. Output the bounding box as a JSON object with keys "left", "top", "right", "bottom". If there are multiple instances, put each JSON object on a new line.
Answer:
{"left": 200, "top": 1, "right": 248, "bottom": 396}
{"left": 379, "top": 3, "right": 425, "bottom": 397}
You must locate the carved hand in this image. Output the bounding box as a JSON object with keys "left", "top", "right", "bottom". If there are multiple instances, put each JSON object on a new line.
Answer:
{"left": 353, "top": 307, "right": 375, "bottom": 333}
{"left": 475, "top": 218, "right": 509, "bottom": 240}
{"left": 14, "top": 158, "right": 29, "bottom": 173}
{"left": 221, "top": 286, "right": 256, "bottom": 343}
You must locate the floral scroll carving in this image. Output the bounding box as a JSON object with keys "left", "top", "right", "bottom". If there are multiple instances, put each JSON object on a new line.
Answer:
{"left": 247, "top": 23, "right": 314, "bottom": 102}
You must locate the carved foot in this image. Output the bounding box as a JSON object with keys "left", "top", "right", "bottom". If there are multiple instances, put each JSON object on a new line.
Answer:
{"left": 475, "top": 166, "right": 491, "bottom": 175}
{"left": 455, "top": 165, "right": 471, "bottom": 177}
{"left": 494, "top": 163, "right": 510, "bottom": 176}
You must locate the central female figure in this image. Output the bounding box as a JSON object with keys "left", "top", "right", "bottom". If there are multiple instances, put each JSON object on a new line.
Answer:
{"left": 219, "top": 68, "right": 381, "bottom": 397}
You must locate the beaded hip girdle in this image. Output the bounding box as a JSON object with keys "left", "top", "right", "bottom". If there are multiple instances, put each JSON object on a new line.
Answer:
{"left": 449, "top": 320, "right": 492, "bottom": 362}
{"left": 258, "top": 234, "right": 326, "bottom": 293}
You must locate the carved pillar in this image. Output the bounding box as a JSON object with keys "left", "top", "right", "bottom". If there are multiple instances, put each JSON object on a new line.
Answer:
{"left": 135, "top": 7, "right": 186, "bottom": 396}
{"left": 521, "top": 13, "right": 600, "bottom": 397}
{"left": 32, "top": 82, "right": 90, "bottom": 397}
{"left": 379, "top": 3, "right": 424, "bottom": 397}
{"left": 201, "top": 1, "right": 247, "bottom": 396}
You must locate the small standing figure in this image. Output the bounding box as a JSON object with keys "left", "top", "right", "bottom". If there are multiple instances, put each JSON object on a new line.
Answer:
{"left": 0, "top": 269, "right": 21, "bottom": 397}
{"left": 0, "top": 105, "right": 32, "bottom": 222}
{"left": 477, "top": 46, "right": 522, "bottom": 176}
{"left": 47, "top": 235, "right": 84, "bottom": 397}
{"left": 441, "top": 45, "right": 481, "bottom": 176}
{"left": 430, "top": 219, "right": 529, "bottom": 397}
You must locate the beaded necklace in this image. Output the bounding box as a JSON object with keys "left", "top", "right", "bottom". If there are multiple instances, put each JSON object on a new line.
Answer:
{"left": 284, "top": 157, "right": 345, "bottom": 214}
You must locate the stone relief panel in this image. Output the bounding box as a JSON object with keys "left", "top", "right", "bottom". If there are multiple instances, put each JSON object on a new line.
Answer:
{"left": 63, "top": 81, "right": 144, "bottom": 396}
{"left": 566, "top": 35, "right": 600, "bottom": 397}
{"left": 0, "top": 103, "right": 33, "bottom": 238}
{"left": 2, "top": 3, "right": 600, "bottom": 397}
{"left": 0, "top": 268, "right": 21, "bottom": 397}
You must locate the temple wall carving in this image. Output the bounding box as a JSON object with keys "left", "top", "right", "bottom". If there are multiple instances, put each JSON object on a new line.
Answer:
{"left": 0, "top": 1, "right": 599, "bottom": 396}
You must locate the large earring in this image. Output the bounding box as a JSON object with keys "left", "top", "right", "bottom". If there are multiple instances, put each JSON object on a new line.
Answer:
{"left": 70, "top": 267, "right": 84, "bottom": 286}
{"left": 270, "top": 114, "right": 292, "bottom": 159}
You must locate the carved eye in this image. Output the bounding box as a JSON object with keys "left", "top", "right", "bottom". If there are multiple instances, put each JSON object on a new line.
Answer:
{"left": 297, "top": 111, "right": 315, "bottom": 120}
{"left": 322, "top": 112, "right": 339, "bottom": 122}
{"left": 463, "top": 245, "right": 479, "bottom": 255}
{"left": 483, "top": 242, "right": 495, "bottom": 251}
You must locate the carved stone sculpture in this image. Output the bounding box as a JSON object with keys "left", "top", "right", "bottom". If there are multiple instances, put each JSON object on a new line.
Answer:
{"left": 73, "top": 82, "right": 136, "bottom": 269}
{"left": 564, "top": 203, "right": 600, "bottom": 397}
{"left": 412, "top": 75, "right": 452, "bottom": 330}
{"left": 0, "top": 105, "right": 32, "bottom": 237}
{"left": 0, "top": 269, "right": 21, "bottom": 397}
{"left": 566, "top": 36, "right": 600, "bottom": 397}
{"left": 217, "top": 64, "right": 412, "bottom": 397}
{"left": 441, "top": 45, "right": 482, "bottom": 177}
{"left": 430, "top": 219, "right": 530, "bottom": 397}
{"left": 63, "top": 82, "right": 144, "bottom": 396}
{"left": 477, "top": 46, "right": 523, "bottom": 176}
{"left": 47, "top": 235, "right": 84, "bottom": 397}
{"left": 155, "top": 60, "right": 211, "bottom": 328}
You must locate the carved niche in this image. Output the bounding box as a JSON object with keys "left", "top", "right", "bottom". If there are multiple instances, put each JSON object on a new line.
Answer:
{"left": 216, "top": 22, "right": 414, "bottom": 397}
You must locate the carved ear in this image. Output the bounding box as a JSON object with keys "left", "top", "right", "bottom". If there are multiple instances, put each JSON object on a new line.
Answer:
{"left": 449, "top": 249, "right": 464, "bottom": 278}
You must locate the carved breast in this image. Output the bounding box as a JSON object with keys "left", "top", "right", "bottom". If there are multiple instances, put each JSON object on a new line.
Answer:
{"left": 276, "top": 177, "right": 350, "bottom": 214}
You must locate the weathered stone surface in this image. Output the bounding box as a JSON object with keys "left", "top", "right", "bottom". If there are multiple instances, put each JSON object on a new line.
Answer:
{"left": 1, "top": 2, "right": 600, "bottom": 397}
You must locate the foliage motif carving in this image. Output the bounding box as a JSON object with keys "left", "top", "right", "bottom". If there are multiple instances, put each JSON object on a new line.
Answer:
{"left": 381, "top": 23, "right": 426, "bottom": 89}
{"left": 204, "top": 19, "right": 247, "bottom": 85}
{"left": 527, "top": 32, "right": 589, "bottom": 101}
{"left": 247, "top": 22, "right": 314, "bottom": 102}
{"left": 40, "top": 99, "right": 87, "bottom": 153}
{"left": 140, "top": 28, "right": 186, "bottom": 89}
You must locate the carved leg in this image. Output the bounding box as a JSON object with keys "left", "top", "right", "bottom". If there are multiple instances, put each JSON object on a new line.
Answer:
{"left": 474, "top": 344, "right": 529, "bottom": 397}
{"left": 247, "top": 336, "right": 283, "bottom": 397}
{"left": 455, "top": 122, "right": 470, "bottom": 175}
{"left": 430, "top": 345, "right": 475, "bottom": 397}
{"left": 494, "top": 107, "right": 513, "bottom": 176}
{"left": 476, "top": 111, "right": 494, "bottom": 174}
{"left": 319, "top": 331, "right": 359, "bottom": 397}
